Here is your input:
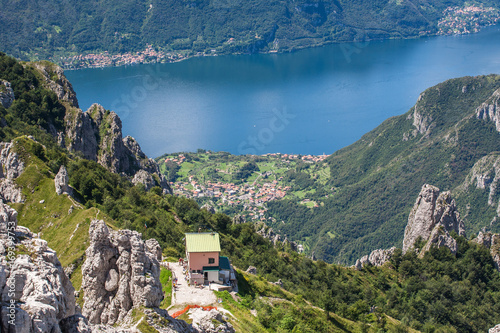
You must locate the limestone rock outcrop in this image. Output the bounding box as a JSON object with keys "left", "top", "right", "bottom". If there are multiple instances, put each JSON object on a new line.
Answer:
{"left": 0, "top": 142, "right": 25, "bottom": 203}
{"left": 0, "top": 80, "right": 14, "bottom": 109}
{"left": 0, "top": 201, "right": 90, "bottom": 333}
{"left": 132, "top": 169, "right": 156, "bottom": 191}
{"left": 232, "top": 214, "right": 246, "bottom": 225}
{"left": 490, "top": 324, "right": 500, "bottom": 333}
{"left": 34, "top": 62, "right": 79, "bottom": 108}
{"left": 81, "top": 220, "right": 163, "bottom": 325}
{"left": 356, "top": 247, "right": 397, "bottom": 269}
{"left": 474, "top": 231, "right": 500, "bottom": 272}
{"left": 246, "top": 266, "right": 257, "bottom": 275}
{"left": 403, "top": 184, "right": 465, "bottom": 254}
{"left": 255, "top": 222, "right": 300, "bottom": 251}
{"left": 461, "top": 152, "right": 500, "bottom": 220}
{"left": 62, "top": 104, "right": 172, "bottom": 194}
{"left": 403, "top": 92, "right": 435, "bottom": 141}
{"left": 201, "top": 202, "right": 216, "bottom": 214}
{"left": 191, "top": 308, "right": 234, "bottom": 333}
{"left": 55, "top": 165, "right": 72, "bottom": 195}
{"left": 476, "top": 88, "right": 500, "bottom": 132}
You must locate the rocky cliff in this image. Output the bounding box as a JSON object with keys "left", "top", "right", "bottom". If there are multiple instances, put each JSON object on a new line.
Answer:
{"left": 81, "top": 219, "right": 195, "bottom": 332}
{"left": 0, "top": 80, "right": 14, "bottom": 109}
{"left": 26, "top": 62, "right": 171, "bottom": 194}
{"left": 81, "top": 219, "right": 163, "bottom": 325}
{"left": 61, "top": 103, "right": 171, "bottom": 193}
{"left": 0, "top": 142, "right": 25, "bottom": 203}
{"left": 354, "top": 247, "right": 397, "bottom": 270}
{"left": 0, "top": 201, "right": 91, "bottom": 333}
{"left": 474, "top": 231, "right": 500, "bottom": 272}
{"left": 34, "top": 62, "right": 79, "bottom": 108}
{"left": 403, "top": 184, "right": 465, "bottom": 254}
{"left": 476, "top": 88, "right": 500, "bottom": 132}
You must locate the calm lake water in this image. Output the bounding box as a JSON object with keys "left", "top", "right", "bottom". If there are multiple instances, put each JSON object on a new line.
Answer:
{"left": 66, "top": 26, "right": 500, "bottom": 158}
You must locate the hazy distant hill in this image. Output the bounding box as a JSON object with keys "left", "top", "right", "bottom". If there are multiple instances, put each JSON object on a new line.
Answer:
{"left": 1, "top": 0, "right": 499, "bottom": 62}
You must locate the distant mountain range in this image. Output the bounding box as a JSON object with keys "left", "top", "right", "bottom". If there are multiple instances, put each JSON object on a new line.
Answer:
{"left": 1, "top": 0, "right": 499, "bottom": 65}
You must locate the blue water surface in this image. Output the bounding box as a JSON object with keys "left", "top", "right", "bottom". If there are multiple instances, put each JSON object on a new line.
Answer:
{"left": 66, "top": 26, "right": 500, "bottom": 157}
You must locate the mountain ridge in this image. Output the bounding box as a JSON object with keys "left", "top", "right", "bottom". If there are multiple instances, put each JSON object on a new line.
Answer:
{"left": 1, "top": 0, "right": 499, "bottom": 67}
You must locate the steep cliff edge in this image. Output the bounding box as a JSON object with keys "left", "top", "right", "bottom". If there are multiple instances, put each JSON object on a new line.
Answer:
{"left": 33, "top": 62, "right": 171, "bottom": 194}
{"left": 356, "top": 184, "right": 467, "bottom": 269}
{"left": 403, "top": 184, "right": 465, "bottom": 255}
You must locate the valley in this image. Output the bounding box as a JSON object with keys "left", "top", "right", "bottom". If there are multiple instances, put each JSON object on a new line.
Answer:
{"left": 2, "top": 0, "right": 500, "bottom": 329}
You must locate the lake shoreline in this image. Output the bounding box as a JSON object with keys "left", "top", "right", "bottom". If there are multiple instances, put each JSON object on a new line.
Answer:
{"left": 61, "top": 25, "right": 499, "bottom": 71}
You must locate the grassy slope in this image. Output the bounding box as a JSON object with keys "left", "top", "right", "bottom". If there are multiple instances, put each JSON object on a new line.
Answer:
{"left": 8, "top": 135, "right": 425, "bottom": 332}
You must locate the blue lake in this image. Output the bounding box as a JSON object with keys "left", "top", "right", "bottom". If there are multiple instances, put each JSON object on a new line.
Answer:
{"left": 66, "top": 26, "right": 500, "bottom": 158}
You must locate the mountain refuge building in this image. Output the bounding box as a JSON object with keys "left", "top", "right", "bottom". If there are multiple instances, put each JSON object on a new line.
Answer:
{"left": 184, "top": 232, "right": 235, "bottom": 286}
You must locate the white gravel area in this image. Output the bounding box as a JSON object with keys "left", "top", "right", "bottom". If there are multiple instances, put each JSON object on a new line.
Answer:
{"left": 168, "top": 262, "right": 217, "bottom": 307}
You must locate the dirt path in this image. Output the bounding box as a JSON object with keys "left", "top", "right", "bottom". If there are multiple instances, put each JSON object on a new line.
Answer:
{"left": 168, "top": 261, "right": 217, "bottom": 309}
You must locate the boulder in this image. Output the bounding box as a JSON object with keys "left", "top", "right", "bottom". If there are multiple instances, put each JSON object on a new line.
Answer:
{"left": 246, "top": 266, "right": 257, "bottom": 275}
{"left": 55, "top": 165, "right": 71, "bottom": 195}
{"left": 191, "top": 308, "right": 234, "bottom": 333}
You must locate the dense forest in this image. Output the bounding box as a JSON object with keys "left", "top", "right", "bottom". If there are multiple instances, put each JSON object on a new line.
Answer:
{"left": 1, "top": 0, "right": 499, "bottom": 63}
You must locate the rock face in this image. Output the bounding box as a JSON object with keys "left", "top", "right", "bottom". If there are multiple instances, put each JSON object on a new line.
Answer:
{"left": 191, "top": 308, "right": 234, "bottom": 333}
{"left": 474, "top": 231, "right": 500, "bottom": 272}
{"left": 246, "top": 266, "right": 257, "bottom": 275}
{"left": 34, "top": 62, "right": 79, "bottom": 108}
{"left": 476, "top": 88, "right": 500, "bottom": 132}
{"left": 0, "top": 80, "right": 14, "bottom": 109}
{"left": 490, "top": 324, "right": 500, "bottom": 333}
{"left": 232, "top": 214, "right": 245, "bottom": 225}
{"left": 81, "top": 220, "right": 163, "bottom": 325}
{"left": 255, "top": 222, "right": 300, "bottom": 251}
{"left": 0, "top": 142, "right": 25, "bottom": 203}
{"left": 403, "top": 92, "right": 435, "bottom": 141}
{"left": 0, "top": 201, "right": 90, "bottom": 333}
{"left": 62, "top": 104, "right": 172, "bottom": 194}
{"left": 461, "top": 153, "right": 500, "bottom": 220}
{"left": 356, "top": 247, "right": 397, "bottom": 269}
{"left": 55, "top": 165, "right": 71, "bottom": 195}
{"left": 201, "top": 202, "right": 216, "bottom": 214}
{"left": 403, "top": 184, "right": 465, "bottom": 254}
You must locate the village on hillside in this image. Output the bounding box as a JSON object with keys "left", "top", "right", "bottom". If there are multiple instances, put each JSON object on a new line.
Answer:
{"left": 159, "top": 151, "right": 330, "bottom": 221}
{"left": 437, "top": 5, "right": 500, "bottom": 35}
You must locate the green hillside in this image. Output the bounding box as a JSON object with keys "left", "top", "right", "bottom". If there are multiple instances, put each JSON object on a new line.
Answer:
{"left": 154, "top": 75, "right": 500, "bottom": 265}
{"left": 265, "top": 75, "right": 500, "bottom": 264}
{"left": 1, "top": 0, "right": 499, "bottom": 65}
